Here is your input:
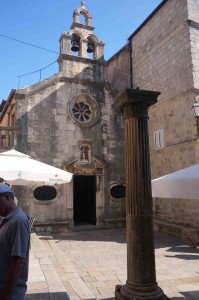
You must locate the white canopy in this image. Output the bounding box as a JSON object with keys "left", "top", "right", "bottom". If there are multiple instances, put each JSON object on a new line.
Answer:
{"left": 152, "top": 164, "right": 199, "bottom": 199}
{"left": 0, "top": 149, "right": 73, "bottom": 186}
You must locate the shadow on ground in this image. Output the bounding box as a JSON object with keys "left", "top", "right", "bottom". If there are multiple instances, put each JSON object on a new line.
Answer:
{"left": 39, "top": 228, "right": 127, "bottom": 244}
{"left": 181, "top": 290, "right": 199, "bottom": 299}
{"left": 38, "top": 228, "right": 199, "bottom": 264}
{"left": 26, "top": 292, "right": 70, "bottom": 299}
{"left": 165, "top": 254, "right": 199, "bottom": 260}
{"left": 167, "top": 245, "right": 199, "bottom": 252}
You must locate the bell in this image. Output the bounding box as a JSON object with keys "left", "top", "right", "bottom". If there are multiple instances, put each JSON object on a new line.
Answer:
{"left": 87, "top": 41, "right": 94, "bottom": 53}
{"left": 71, "top": 37, "right": 80, "bottom": 52}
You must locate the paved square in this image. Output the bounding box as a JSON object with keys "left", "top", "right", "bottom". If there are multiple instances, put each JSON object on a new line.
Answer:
{"left": 27, "top": 229, "right": 199, "bottom": 299}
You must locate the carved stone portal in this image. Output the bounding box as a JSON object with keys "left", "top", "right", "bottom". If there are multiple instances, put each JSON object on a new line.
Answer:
{"left": 63, "top": 156, "right": 106, "bottom": 192}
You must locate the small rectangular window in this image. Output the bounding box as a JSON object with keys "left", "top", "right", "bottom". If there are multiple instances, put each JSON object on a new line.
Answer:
{"left": 154, "top": 129, "right": 164, "bottom": 149}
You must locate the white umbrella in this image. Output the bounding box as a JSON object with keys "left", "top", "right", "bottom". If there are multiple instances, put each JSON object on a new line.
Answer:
{"left": 0, "top": 149, "right": 73, "bottom": 185}
{"left": 152, "top": 164, "right": 199, "bottom": 199}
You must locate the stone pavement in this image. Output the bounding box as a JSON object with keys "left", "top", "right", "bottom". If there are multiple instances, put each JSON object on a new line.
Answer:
{"left": 26, "top": 228, "right": 199, "bottom": 300}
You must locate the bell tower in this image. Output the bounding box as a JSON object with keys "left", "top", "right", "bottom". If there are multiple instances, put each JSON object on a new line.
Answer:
{"left": 58, "top": 1, "right": 105, "bottom": 64}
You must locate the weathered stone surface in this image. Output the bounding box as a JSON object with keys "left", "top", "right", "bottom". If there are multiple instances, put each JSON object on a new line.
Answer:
{"left": 106, "top": 0, "right": 199, "bottom": 239}
{"left": 14, "top": 3, "right": 125, "bottom": 229}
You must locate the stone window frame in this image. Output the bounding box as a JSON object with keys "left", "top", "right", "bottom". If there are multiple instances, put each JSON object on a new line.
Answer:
{"left": 109, "top": 182, "right": 126, "bottom": 202}
{"left": 30, "top": 185, "right": 61, "bottom": 205}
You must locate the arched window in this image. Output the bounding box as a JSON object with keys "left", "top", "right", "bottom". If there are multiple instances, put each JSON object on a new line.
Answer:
{"left": 79, "top": 13, "right": 86, "bottom": 25}
{"left": 71, "top": 34, "right": 80, "bottom": 54}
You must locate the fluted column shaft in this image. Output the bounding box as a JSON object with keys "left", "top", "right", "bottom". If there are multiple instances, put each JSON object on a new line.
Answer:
{"left": 115, "top": 89, "right": 164, "bottom": 300}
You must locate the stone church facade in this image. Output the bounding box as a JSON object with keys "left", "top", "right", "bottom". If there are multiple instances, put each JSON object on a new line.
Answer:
{"left": 1, "top": 0, "right": 199, "bottom": 239}
{"left": 7, "top": 2, "right": 126, "bottom": 231}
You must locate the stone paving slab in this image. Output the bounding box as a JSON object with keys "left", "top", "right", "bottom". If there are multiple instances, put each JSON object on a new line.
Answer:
{"left": 68, "top": 278, "right": 95, "bottom": 300}
{"left": 26, "top": 229, "right": 199, "bottom": 300}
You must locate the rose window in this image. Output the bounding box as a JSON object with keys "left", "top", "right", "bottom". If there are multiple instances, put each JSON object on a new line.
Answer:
{"left": 72, "top": 102, "right": 92, "bottom": 123}
{"left": 68, "top": 94, "right": 100, "bottom": 127}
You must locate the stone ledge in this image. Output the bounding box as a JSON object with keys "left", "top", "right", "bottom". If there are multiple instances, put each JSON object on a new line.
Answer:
{"left": 154, "top": 218, "right": 199, "bottom": 245}
{"left": 34, "top": 222, "right": 70, "bottom": 233}
{"left": 104, "top": 218, "right": 126, "bottom": 228}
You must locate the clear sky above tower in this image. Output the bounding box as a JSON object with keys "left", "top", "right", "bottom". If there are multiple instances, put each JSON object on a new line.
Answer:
{"left": 0, "top": 0, "right": 162, "bottom": 101}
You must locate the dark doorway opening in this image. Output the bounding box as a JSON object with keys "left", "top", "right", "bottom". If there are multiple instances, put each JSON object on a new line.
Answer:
{"left": 73, "top": 175, "right": 96, "bottom": 226}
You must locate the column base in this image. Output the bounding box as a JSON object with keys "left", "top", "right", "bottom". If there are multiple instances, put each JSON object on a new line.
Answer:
{"left": 115, "top": 284, "right": 167, "bottom": 300}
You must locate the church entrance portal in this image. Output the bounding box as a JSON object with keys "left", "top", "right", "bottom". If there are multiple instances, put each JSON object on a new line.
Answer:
{"left": 73, "top": 175, "right": 96, "bottom": 225}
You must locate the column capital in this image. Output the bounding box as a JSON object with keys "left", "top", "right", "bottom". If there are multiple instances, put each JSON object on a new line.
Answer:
{"left": 115, "top": 88, "right": 160, "bottom": 119}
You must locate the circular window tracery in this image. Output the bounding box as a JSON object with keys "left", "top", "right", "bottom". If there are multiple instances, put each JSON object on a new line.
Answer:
{"left": 72, "top": 102, "right": 92, "bottom": 122}
{"left": 68, "top": 93, "right": 100, "bottom": 127}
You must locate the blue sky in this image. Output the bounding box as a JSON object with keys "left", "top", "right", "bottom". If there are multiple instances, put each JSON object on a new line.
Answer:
{"left": 0, "top": 0, "right": 162, "bottom": 101}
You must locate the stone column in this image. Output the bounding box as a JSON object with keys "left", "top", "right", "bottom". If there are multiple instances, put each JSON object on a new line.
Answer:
{"left": 115, "top": 89, "right": 164, "bottom": 300}
{"left": 80, "top": 39, "right": 88, "bottom": 58}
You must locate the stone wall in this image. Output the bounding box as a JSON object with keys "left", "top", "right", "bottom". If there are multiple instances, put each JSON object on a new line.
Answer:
{"left": 154, "top": 197, "right": 199, "bottom": 228}
{"left": 132, "top": 0, "right": 192, "bottom": 102}
{"left": 190, "top": 25, "right": 199, "bottom": 90}
{"left": 105, "top": 46, "right": 131, "bottom": 93}
{"left": 153, "top": 197, "right": 199, "bottom": 244}
{"left": 58, "top": 54, "right": 105, "bottom": 82}
{"left": 128, "top": 0, "right": 196, "bottom": 176}
{"left": 128, "top": 0, "right": 199, "bottom": 240}
{"left": 188, "top": 0, "right": 199, "bottom": 90}
{"left": 149, "top": 91, "right": 197, "bottom": 178}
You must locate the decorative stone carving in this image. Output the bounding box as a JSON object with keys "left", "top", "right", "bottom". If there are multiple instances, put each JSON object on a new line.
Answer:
{"left": 63, "top": 156, "right": 106, "bottom": 178}
{"left": 79, "top": 143, "right": 90, "bottom": 163}
{"left": 80, "top": 145, "right": 89, "bottom": 162}
{"left": 73, "top": 2, "right": 92, "bottom": 26}
{"left": 81, "top": 1, "right": 85, "bottom": 8}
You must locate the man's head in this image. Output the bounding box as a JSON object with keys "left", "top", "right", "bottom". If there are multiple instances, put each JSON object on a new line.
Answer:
{"left": 0, "top": 178, "right": 5, "bottom": 183}
{"left": 0, "top": 184, "right": 15, "bottom": 217}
